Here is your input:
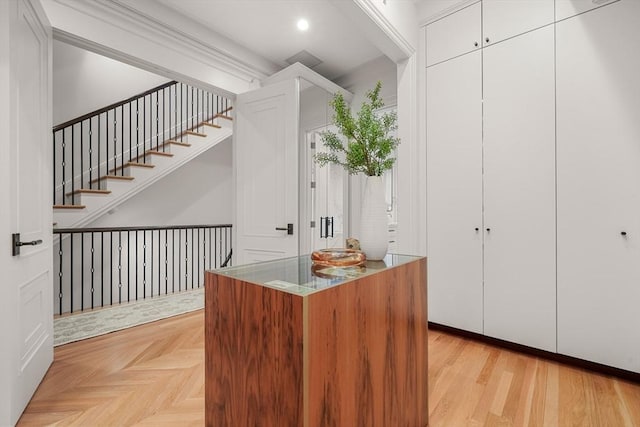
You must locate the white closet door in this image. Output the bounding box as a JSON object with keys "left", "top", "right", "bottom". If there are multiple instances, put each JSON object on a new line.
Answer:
{"left": 482, "top": 0, "right": 554, "bottom": 46}
{"left": 426, "top": 51, "right": 483, "bottom": 333}
{"left": 425, "top": 1, "right": 481, "bottom": 66}
{"left": 483, "top": 26, "right": 556, "bottom": 352}
{"left": 557, "top": 0, "right": 640, "bottom": 372}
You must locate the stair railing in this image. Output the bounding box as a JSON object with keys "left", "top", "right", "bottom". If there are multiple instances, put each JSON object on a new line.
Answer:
{"left": 52, "top": 81, "right": 232, "bottom": 206}
{"left": 53, "top": 224, "right": 232, "bottom": 315}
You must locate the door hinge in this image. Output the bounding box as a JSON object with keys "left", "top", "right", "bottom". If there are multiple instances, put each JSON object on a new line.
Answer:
{"left": 310, "top": 141, "right": 316, "bottom": 149}
{"left": 310, "top": 181, "right": 316, "bottom": 189}
{"left": 310, "top": 221, "right": 316, "bottom": 228}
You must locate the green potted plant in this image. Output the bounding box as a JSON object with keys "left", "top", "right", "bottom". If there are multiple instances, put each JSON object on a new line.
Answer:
{"left": 315, "top": 81, "right": 399, "bottom": 260}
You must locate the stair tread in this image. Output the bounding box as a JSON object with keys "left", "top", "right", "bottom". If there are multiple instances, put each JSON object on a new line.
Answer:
{"left": 185, "top": 130, "right": 207, "bottom": 137}
{"left": 66, "top": 189, "right": 111, "bottom": 197}
{"left": 53, "top": 204, "right": 86, "bottom": 210}
{"left": 144, "top": 150, "right": 174, "bottom": 157}
{"left": 110, "top": 162, "right": 155, "bottom": 173}
{"left": 214, "top": 113, "right": 233, "bottom": 121}
{"left": 90, "top": 175, "right": 135, "bottom": 184}
{"left": 131, "top": 151, "right": 174, "bottom": 163}
{"left": 163, "top": 140, "right": 192, "bottom": 147}
{"left": 200, "top": 122, "right": 221, "bottom": 129}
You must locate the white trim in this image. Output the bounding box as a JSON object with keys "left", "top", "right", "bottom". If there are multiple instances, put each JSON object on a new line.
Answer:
{"left": 53, "top": 29, "right": 238, "bottom": 101}
{"left": 262, "top": 63, "right": 354, "bottom": 103}
{"left": 395, "top": 55, "right": 421, "bottom": 255}
{"left": 43, "top": 0, "right": 271, "bottom": 95}
{"left": 355, "top": 0, "right": 416, "bottom": 58}
{"left": 420, "top": 0, "right": 479, "bottom": 27}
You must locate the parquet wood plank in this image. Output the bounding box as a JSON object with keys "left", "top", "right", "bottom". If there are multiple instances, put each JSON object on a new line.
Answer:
{"left": 17, "top": 311, "right": 640, "bottom": 426}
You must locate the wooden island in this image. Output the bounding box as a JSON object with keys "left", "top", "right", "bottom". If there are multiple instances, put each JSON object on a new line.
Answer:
{"left": 205, "top": 254, "right": 428, "bottom": 427}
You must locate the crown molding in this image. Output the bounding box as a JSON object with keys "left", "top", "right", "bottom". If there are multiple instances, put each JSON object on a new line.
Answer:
{"left": 354, "top": 0, "right": 416, "bottom": 59}
{"left": 45, "top": 0, "right": 278, "bottom": 87}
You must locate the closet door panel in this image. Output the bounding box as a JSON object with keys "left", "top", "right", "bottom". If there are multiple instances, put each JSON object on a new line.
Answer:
{"left": 557, "top": 0, "right": 640, "bottom": 372}
{"left": 483, "top": 0, "right": 554, "bottom": 46}
{"left": 426, "top": 51, "right": 483, "bottom": 333}
{"left": 425, "top": 2, "right": 481, "bottom": 66}
{"left": 483, "top": 26, "right": 556, "bottom": 352}
{"left": 555, "top": 0, "right": 618, "bottom": 21}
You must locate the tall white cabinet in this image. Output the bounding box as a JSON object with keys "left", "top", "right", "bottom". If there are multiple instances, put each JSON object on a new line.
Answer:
{"left": 556, "top": 0, "right": 640, "bottom": 373}
{"left": 426, "top": 1, "right": 556, "bottom": 351}
{"left": 427, "top": 0, "right": 640, "bottom": 371}
{"left": 483, "top": 26, "right": 556, "bottom": 352}
{"left": 426, "top": 51, "right": 483, "bottom": 334}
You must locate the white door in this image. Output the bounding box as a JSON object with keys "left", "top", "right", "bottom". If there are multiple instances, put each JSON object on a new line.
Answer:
{"left": 426, "top": 50, "right": 484, "bottom": 334}
{"left": 309, "top": 128, "right": 347, "bottom": 251}
{"left": 482, "top": 26, "right": 556, "bottom": 352}
{"left": 557, "top": 0, "right": 640, "bottom": 373}
{"left": 234, "top": 79, "right": 299, "bottom": 265}
{"left": 0, "top": 0, "right": 53, "bottom": 425}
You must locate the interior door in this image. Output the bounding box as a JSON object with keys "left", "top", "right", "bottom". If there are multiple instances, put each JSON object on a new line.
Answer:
{"left": 309, "top": 127, "right": 346, "bottom": 251}
{"left": 0, "top": 0, "right": 53, "bottom": 425}
{"left": 234, "top": 79, "right": 299, "bottom": 265}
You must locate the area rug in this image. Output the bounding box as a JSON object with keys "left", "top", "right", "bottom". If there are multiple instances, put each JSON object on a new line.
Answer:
{"left": 54, "top": 288, "right": 204, "bottom": 346}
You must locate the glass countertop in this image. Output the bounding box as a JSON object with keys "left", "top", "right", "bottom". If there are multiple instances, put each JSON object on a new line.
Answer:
{"left": 211, "top": 253, "right": 423, "bottom": 296}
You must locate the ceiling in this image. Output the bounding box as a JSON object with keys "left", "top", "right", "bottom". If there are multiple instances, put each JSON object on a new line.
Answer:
{"left": 154, "top": 0, "right": 385, "bottom": 81}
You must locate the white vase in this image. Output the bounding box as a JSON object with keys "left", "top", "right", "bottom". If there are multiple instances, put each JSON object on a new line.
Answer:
{"left": 359, "top": 175, "right": 388, "bottom": 261}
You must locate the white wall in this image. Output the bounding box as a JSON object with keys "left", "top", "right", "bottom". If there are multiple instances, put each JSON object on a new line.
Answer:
{"left": 87, "top": 138, "right": 233, "bottom": 227}
{"left": 335, "top": 55, "right": 397, "bottom": 108}
{"left": 53, "top": 40, "right": 169, "bottom": 126}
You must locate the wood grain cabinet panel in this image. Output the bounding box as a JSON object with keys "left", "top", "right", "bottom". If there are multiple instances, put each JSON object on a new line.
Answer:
{"left": 205, "top": 256, "right": 428, "bottom": 427}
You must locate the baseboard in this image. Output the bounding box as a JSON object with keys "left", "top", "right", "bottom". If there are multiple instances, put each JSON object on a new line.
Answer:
{"left": 428, "top": 322, "right": 640, "bottom": 384}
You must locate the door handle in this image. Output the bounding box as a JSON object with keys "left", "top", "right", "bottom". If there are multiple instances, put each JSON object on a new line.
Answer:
{"left": 319, "top": 217, "right": 334, "bottom": 239}
{"left": 330, "top": 216, "right": 334, "bottom": 238}
{"left": 12, "top": 233, "right": 43, "bottom": 256}
{"left": 275, "top": 224, "right": 294, "bottom": 235}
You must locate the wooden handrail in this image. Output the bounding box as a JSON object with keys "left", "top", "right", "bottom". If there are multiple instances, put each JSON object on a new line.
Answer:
{"left": 53, "top": 224, "right": 233, "bottom": 234}
{"left": 53, "top": 80, "right": 178, "bottom": 132}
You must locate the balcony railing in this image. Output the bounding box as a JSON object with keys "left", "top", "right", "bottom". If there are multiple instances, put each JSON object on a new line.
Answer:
{"left": 53, "top": 224, "right": 232, "bottom": 315}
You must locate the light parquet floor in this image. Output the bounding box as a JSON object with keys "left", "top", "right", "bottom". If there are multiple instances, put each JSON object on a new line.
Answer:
{"left": 18, "top": 310, "right": 640, "bottom": 426}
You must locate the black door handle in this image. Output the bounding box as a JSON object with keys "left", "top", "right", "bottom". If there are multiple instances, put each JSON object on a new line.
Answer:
{"left": 12, "top": 233, "right": 43, "bottom": 256}
{"left": 330, "top": 216, "right": 334, "bottom": 238}
{"left": 275, "top": 224, "right": 294, "bottom": 235}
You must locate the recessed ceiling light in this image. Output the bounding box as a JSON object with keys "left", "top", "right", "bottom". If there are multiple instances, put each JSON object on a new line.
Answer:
{"left": 297, "top": 18, "right": 309, "bottom": 32}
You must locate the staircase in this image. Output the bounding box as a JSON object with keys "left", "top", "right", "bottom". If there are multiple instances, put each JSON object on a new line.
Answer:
{"left": 52, "top": 81, "right": 233, "bottom": 228}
